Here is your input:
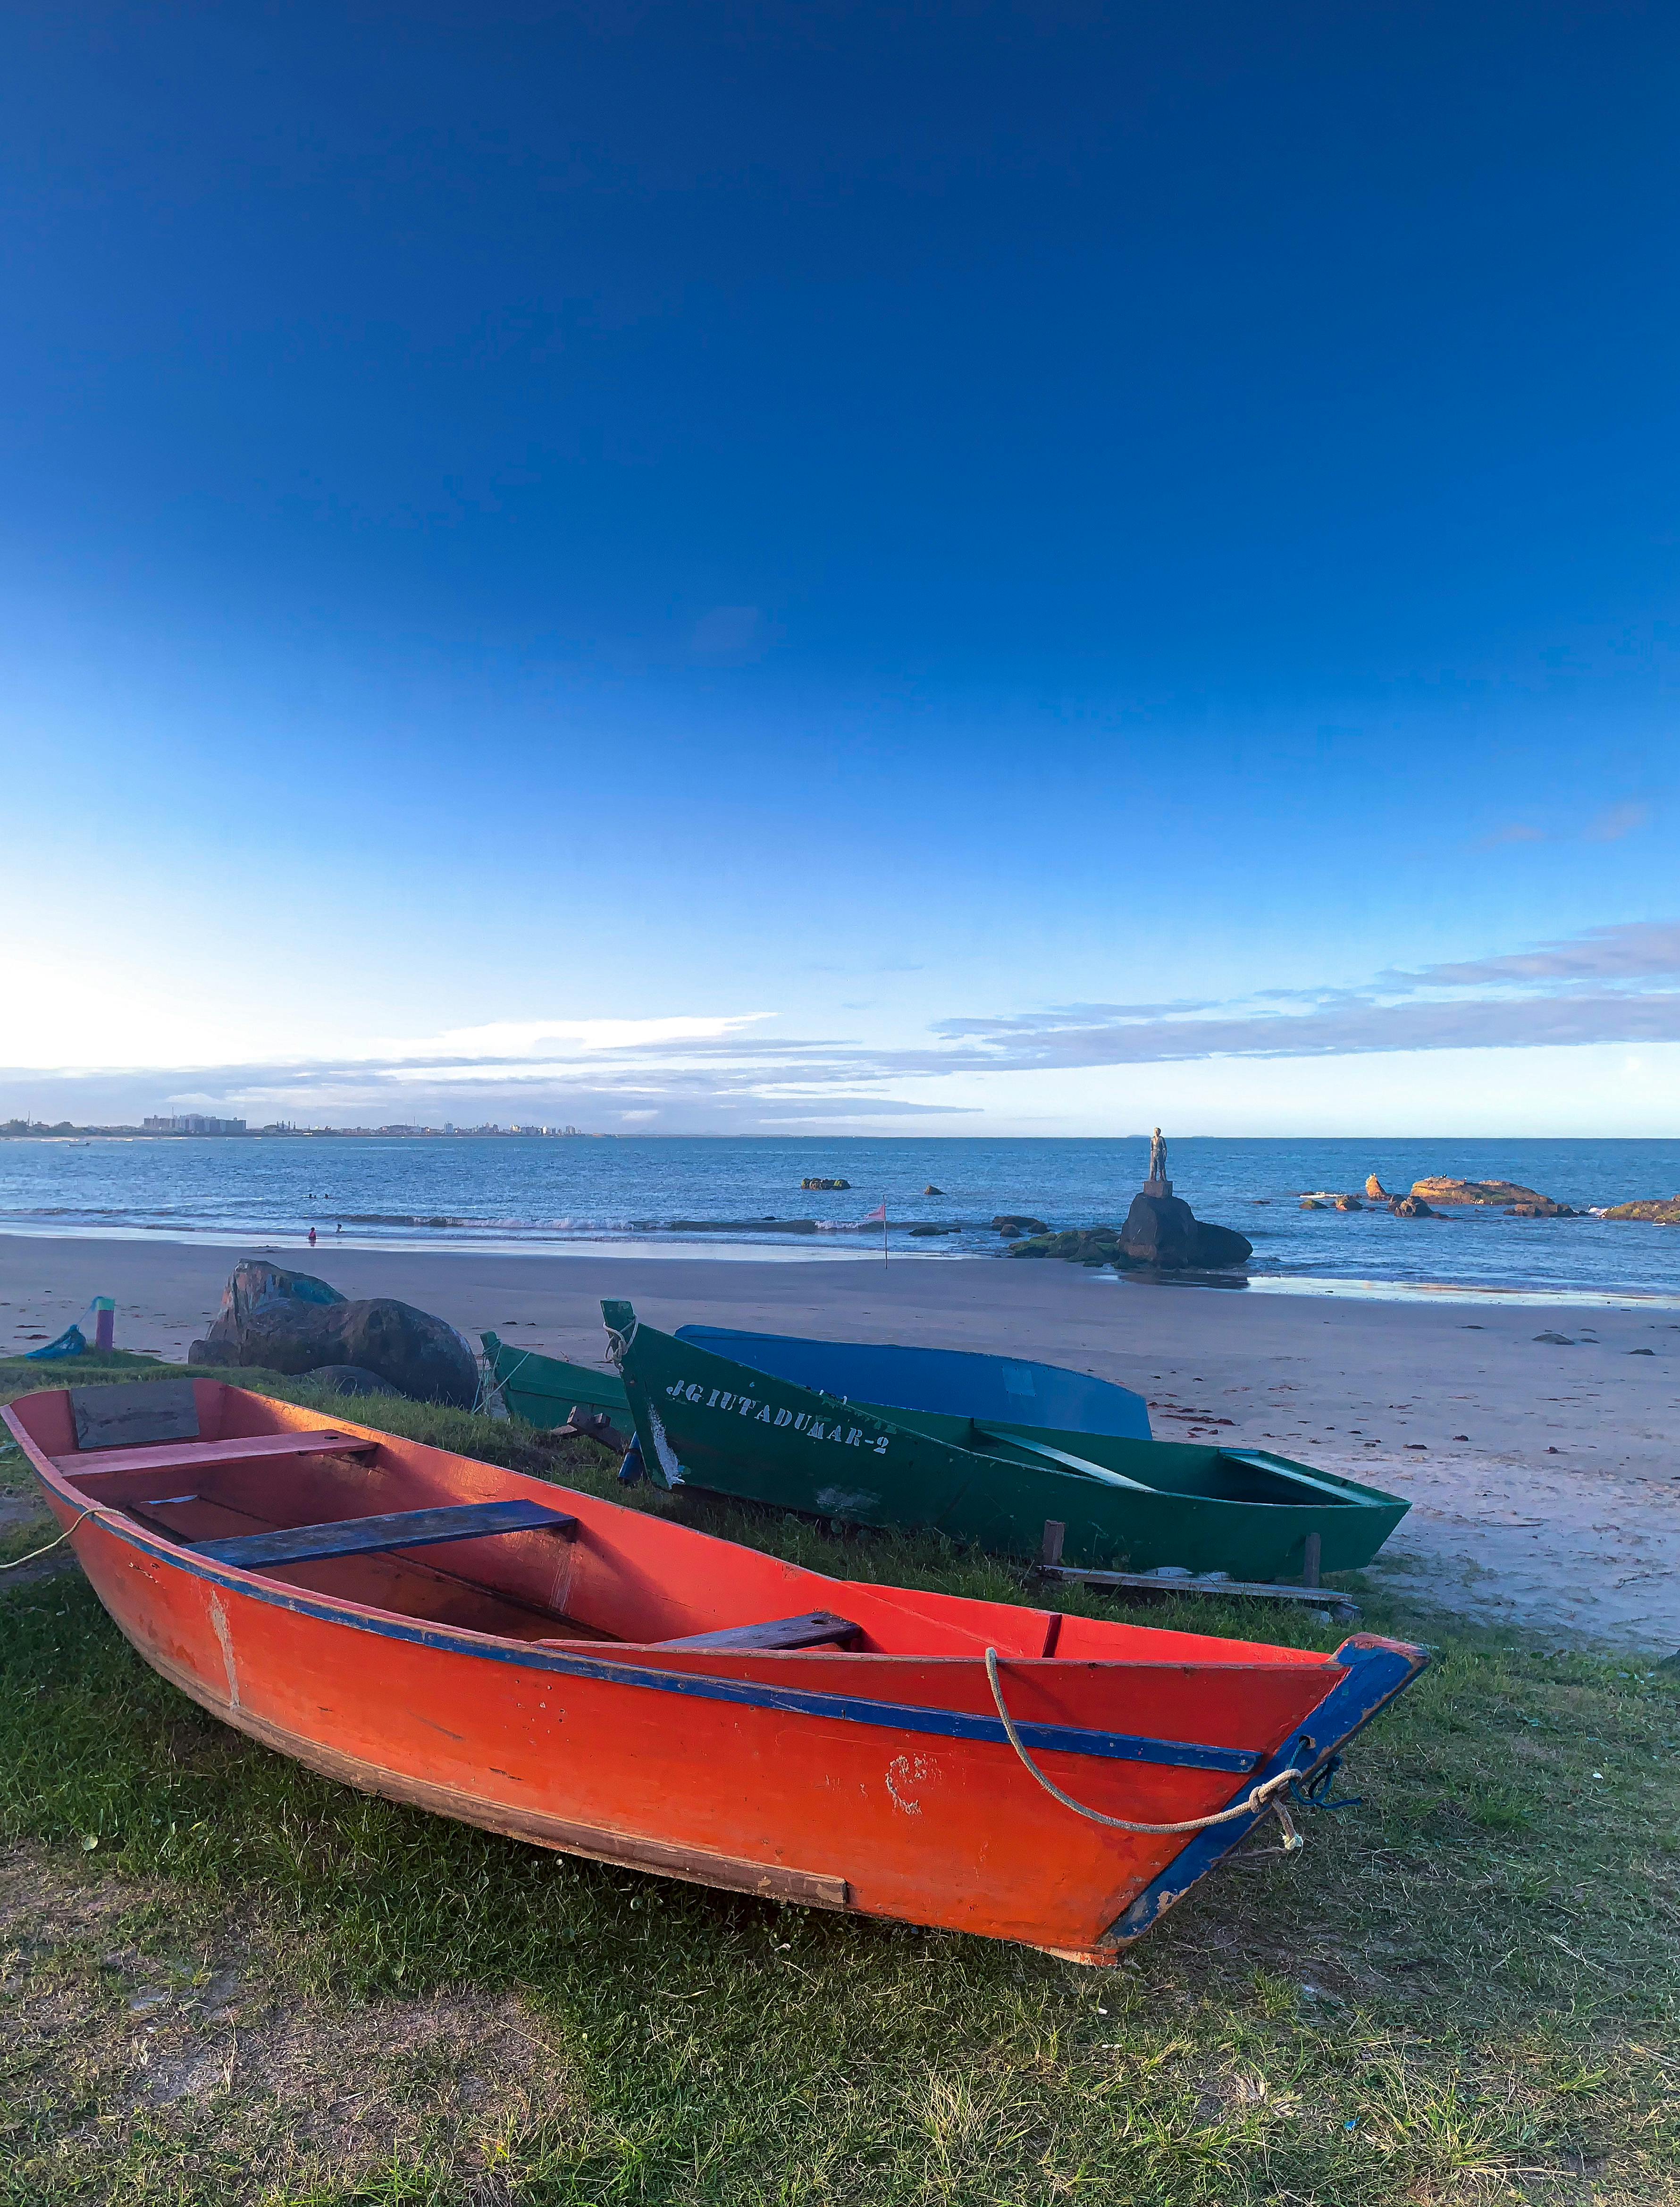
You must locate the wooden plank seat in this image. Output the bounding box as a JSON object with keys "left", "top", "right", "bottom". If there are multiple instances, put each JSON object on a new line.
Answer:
{"left": 190, "top": 1498, "right": 578, "bottom": 1572}
{"left": 55, "top": 1429, "right": 379, "bottom": 1485}
{"left": 650, "top": 1610, "right": 861, "bottom": 1652}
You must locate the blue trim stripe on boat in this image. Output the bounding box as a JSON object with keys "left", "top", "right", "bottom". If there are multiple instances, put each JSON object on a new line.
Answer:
{"left": 61, "top": 1499, "right": 1269, "bottom": 1777}
{"left": 1104, "top": 1639, "right": 1428, "bottom": 1944}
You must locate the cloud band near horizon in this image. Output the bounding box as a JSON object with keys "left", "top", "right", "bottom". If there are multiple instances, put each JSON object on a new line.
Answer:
{"left": 6, "top": 918, "right": 1679, "bottom": 1124}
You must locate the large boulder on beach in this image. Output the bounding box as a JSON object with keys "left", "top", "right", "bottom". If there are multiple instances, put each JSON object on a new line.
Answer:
{"left": 1118, "top": 1194, "right": 1252, "bottom": 1270}
{"left": 192, "top": 1262, "right": 345, "bottom": 1362}
{"left": 189, "top": 1262, "right": 477, "bottom": 1406}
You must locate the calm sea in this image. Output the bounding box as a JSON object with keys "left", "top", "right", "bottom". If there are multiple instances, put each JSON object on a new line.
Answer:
{"left": 1, "top": 1135, "right": 1677, "bottom": 1306}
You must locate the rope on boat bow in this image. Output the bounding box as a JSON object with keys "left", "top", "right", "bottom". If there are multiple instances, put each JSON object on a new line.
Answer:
{"left": 475, "top": 1347, "right": 536, "bottom": 1419}
{"left": 983, "top": 1647, "right": 1313, "bottom": 1836}
{"left": 0, "top": 1507, "right": 96, "bottom": 1573}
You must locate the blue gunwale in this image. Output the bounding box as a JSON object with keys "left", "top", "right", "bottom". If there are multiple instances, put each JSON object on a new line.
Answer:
{"left": 39, "top": 1489, "right": 1328, "bottom": 1777}
{"left": 1102, "top": 1635, "right": 1429, "bottom": 1946}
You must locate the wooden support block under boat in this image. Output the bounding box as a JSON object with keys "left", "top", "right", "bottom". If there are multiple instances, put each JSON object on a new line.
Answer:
{"left": 1041, "top": 1562, "right": 1359, "bottom": 1622}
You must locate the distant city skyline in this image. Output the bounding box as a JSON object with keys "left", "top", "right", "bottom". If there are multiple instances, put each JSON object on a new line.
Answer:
{"left": 4, "top": 3, "right": 1676, "bottom": 1134}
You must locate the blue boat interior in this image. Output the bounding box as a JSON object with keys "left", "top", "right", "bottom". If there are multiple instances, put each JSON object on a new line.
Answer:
{"left": 672, "top": 1327, "right": 1153, "bottom": 1441}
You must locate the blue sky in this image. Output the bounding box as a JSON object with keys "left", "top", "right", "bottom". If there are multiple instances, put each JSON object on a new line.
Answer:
{"left": 4, "top": 0, "right": 1677, "bottom": 1133}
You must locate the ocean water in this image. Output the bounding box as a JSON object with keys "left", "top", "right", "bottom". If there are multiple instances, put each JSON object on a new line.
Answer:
{"left": 1, "top": 1135, "right": 1677, "bottom": 1305}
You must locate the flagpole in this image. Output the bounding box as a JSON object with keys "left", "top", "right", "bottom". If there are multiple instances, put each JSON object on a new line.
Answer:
{"left": 883, "top": 1200, "right": 889, "bottom": 1266}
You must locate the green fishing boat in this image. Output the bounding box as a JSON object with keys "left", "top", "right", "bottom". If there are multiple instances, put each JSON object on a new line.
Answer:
{"left": 482, "top": 1331, "right": 630, "bottom": 1426}
{"left": 599, "top": 1300, "right": 1408, "bottom": 1582}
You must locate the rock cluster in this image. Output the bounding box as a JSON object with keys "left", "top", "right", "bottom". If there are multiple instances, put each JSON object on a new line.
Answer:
{"left": 1304, "top": 1188, "right": 1438, "bottom": 1217}
{"left": 1006, "top": 1197, "right": 1252, "bottom": 1272}
{"left": 1006, "top": 1226, "right": 1125, "bottom": 1265}
{"left": 800, "top": 1176, "right": 851, "bottom": 1190}
{"left": 189, "top": 1260, "right": 479, "bottom": 1407}
{"left": 992, "top": 1213, "right": 1050, "bottom": 1238}
{"left": 1604, "top": 1197, "right": 1680, "bottom": 1223}
{"left": 1410, "top": 1177, "right": 1571, "bottom": 1212}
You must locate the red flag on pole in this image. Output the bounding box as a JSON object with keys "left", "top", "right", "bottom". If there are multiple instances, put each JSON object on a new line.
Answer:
{"left": 864, "top": 1201, "right": 889, "bottom": 1263}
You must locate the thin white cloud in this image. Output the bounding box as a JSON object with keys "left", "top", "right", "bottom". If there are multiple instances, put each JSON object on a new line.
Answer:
{"left": 1384, "top": 919, "right": 1680, "bottom": 991}
{"left": 1584, "top": 800, "right": 1651, "bottom": 843}
{"left": 8, "top": 917, "right": 1679, "bottom": 1128}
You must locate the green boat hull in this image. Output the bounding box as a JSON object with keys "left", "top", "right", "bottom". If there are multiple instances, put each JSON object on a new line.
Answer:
{"left": 602, "top": 1301, "right": 1407, "bottom": 1582}
{"left": 482, "top": 1332, "right": 630, "bottom": 1427}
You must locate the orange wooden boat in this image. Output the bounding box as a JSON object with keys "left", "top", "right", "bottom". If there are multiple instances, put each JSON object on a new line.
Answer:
{"left": 5, "top": 1379, "right": 1428, "bottom": 1962}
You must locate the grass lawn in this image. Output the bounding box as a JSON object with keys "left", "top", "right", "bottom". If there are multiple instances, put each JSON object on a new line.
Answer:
{"left": 1, "top": 1359, "right": 1676, "bottom": 2205}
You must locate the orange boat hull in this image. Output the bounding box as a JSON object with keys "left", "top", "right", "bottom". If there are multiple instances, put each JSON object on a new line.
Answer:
{"left": 7, "top": 1383, "right": 1427, "bottom": 1961}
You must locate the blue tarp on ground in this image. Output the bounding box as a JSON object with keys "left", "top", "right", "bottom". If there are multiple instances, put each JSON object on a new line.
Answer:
{"left": 673, "top": 1327, "right": 1152, "bottom": 1439}
{"left": 23, "top": 1323, "right": 87, "bottom": 1361}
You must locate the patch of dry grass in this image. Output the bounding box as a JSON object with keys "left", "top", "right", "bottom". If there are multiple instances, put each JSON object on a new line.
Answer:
{"left": 1, "top": 1849, "right": 579, "bottom": 2199}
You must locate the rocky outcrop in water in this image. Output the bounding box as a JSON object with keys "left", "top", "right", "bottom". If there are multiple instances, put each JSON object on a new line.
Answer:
{"left": 1604, "top": 1197, "right": 1680, "bottom": 1223}
{"left": 1004, "top": 1198, "right": 1252, "bottom": 1272}
{"left": 1412, "top": 1177, "right": 1557, "bottom": 1208}
{"left": 1006, "top": 1226, "right": 1124, "bottom": 1265}
{"left": 1119, "top": 1194, "right": 1253, "bottom": 1270}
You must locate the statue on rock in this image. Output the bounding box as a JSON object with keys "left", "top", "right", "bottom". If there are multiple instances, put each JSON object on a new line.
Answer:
{"left": 1144, "top": 1126, "right": 1173, "bottom": 1198}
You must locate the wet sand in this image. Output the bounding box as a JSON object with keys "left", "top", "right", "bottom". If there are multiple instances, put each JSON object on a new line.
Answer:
{"left": 3, "top": 1234, "right": 1676, "bottom": 1652}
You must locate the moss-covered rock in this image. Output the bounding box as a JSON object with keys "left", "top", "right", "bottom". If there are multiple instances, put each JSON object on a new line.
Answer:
{"left": 1004, "top": 1226, "right": 1123, "bottom": 1263}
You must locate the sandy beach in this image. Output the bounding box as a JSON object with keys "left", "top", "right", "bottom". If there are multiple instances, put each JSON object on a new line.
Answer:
{"left": 4, "top": 1233, "right": 1677, "bottom": 1653}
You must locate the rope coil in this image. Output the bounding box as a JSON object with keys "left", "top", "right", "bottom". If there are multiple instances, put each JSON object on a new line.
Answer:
{"left": 983, "top": 1647, "right": 1312, "bottom": 1835}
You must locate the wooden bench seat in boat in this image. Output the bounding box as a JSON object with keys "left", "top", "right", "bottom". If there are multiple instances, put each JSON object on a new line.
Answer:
{"left": 533, "top": 1610, "right": 861, "bottom": 1654}
{"left": 651, "top": 1610, "right": 861, "bottom": 1652}
{"left": 971, "top": 1426, "right": 1150, "bottom": 1490}
{"left": 56, "top": 1429, "right": 379, "bottom": 1486}
{"left": 190, "top": 1498, "right": 578, "bottom": 1572}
